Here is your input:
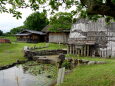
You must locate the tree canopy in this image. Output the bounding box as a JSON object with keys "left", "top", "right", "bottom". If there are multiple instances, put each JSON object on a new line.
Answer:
{"left": 0, "top": 0, "right": 115, "bottom": 19}
{"left": 0, "top": 30, "right": 3, "bottom": 36}
{"left": 10, "top": 25, "right": 25, "bottom": 34}
{"left": 81, "top": 0, "right": 115, "bottom": 17}
{"left": 49, "top": 12, "right": 74, "bottom": 32}
{"left": 24, "top": 12, "right": 49, "bottom": 31}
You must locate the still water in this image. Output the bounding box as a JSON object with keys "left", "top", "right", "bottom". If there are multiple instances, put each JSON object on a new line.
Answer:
{"left": 0, "top": 65, "right": 52, "bottom": 86}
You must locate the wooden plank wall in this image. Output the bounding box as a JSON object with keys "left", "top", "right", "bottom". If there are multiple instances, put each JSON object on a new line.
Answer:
{"left": 49, "top": 33, "right": 69, "bottom": 43}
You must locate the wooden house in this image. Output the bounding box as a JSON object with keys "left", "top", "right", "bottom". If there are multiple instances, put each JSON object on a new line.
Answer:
{"left": 0, "top": 39, "right": 11, "bottom": 43}
{"left": 16, "top": 29, "right": 47, "bottom": 43}
{"left": 42, "top": 25, "right": 70, "bottom": 43}
{"left": 68, "top": 18, "right": 115, "bottom": 58}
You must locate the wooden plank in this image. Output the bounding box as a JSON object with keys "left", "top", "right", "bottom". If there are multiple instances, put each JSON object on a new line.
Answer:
{"left": 57, "top": 67, "right": 65, "bottom": 85}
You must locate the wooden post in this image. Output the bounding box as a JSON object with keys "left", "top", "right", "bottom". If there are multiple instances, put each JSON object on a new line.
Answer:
{"left": 78, "top": 49, "right": 80, "bottom": 56}
{"left": 57, "top": 67, "right": 65, "bottom": 85}
{"left": 101, "top": 51, "right": 103, "bottom": 57}
{"left": 84, "top": 45, "right": 86, "bottom": 56}
{"left": 71, "top": 45, "right": 73, "bottom": 54}
{"left": 100, "top": 51, "right": 102, "bottom": 57}
{"left": 67, "top": 45, "right": 69, "bottom": 54}
{"left": 87, "top": 45, "right": 89, "bottom": 56}
{"left": 75, "top": 46, "right": 77, "bottom": 55}
{"left": 81, "top": 47, "right": 83, "bottom": 56}
{"left": 70, "top": 45, "right": 71, "bottom": 54}
{"left": 73, "top": 45, "right": 75, "bottom": 54}
{"left": 82, "top": 46, "right": 84, "bottom": 56}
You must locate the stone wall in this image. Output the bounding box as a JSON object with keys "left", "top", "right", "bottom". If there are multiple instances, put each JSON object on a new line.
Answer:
{"left": 63, "top": 58, "right": 106, "bottom": 69}
{"left": 24, "top": 49, "right": 67, "bottom": 60}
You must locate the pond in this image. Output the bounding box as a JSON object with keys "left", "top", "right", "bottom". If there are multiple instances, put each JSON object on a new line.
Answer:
{"left": 0, "top": 62, "right": 57, "bottom": 86}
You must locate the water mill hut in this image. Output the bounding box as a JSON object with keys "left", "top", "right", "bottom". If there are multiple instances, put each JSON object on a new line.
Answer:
{"left": 16, "top": 29, "right": 47, "bottom": 43}
{"left": 68, "top": 18, "right": 115, "bottom": 58}
{"left": 42, "top": 25, "right": 70, "bottom": 44}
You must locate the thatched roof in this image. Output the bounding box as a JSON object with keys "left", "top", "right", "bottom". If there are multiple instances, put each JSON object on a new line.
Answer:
{"left": 42, "top": 25, "right": 70, "bottom": 33}
{"left": 42, "top": 25, "right": 51, "bottom": 32}
{"left": 16, "top": 29, "right": 46, "bottom": 36}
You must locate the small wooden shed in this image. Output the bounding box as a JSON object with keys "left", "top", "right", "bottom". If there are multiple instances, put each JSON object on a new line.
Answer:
{"left": 42, "top": 25, "right": 70, "bottom": 44}
{"left": 16, "top": 29, "right": 47, "bottom": 43}
{"left": 0, "top": 39, "right": 11, "bottom": 43}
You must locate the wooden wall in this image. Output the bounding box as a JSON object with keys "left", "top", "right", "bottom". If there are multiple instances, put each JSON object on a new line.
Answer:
{"left": 49, "top": 32, "right": 69, "bottom": 43}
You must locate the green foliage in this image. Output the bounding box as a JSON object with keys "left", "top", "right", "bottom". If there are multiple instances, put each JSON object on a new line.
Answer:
{"left": 62, "top": 60, "right": 71, "bottom": 69}
{"left": 0, "top": 0, "right": 114, "bottom": 19}
{"left": 112, "top": 0, "right": 115, "bottom": 4}
{"left": 49, "top": 12, "right": 73, "bottom": 32}
{"left": 22, "top": 61, "right": 57, "bottom": 79}
{"left": 10, "top": 25, "right": 25, "bottom": 34}
{"left": 24, "top": 12, "right": 49, "bottom": 31}
{"left": 0, "top": 30, "right": 3, "bottom": 36}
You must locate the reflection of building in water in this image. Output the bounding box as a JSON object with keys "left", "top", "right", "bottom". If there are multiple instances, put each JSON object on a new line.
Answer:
{"left": 68, "top": 18, "right": 115, "bottom": 58}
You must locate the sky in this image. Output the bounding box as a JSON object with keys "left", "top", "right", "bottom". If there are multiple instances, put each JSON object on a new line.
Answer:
{"left": 0, "top": 2, "right": 76, "bottom": 33}
{"left": 0, "top": 8, "right": 33, "bottom": 33}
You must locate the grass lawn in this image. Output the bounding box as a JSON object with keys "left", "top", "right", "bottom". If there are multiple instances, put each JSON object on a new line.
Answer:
{"left": 0, "top": 36, "right": 17, "bottom": 42}
{"left": 2, "top": 36, "right": 115, "bottom": 86}
{"left": 0, "top": 42, "right": 67, "bottom": 67}
{"left": 60, "top": 55, "right": 115, "bottom": 86}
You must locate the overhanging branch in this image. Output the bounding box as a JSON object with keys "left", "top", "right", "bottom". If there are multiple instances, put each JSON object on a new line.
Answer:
{"left": 80, "top": 0, "right": 115, "bottom": 17}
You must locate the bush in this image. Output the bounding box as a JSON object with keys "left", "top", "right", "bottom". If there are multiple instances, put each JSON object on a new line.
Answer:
{"left": 62, "top": 60, "right": 71, "bottom": 69}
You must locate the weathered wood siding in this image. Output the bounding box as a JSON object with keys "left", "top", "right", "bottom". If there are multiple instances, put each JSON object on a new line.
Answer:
{"left": 49, "top": 32, "right": 69, "bottom": 43}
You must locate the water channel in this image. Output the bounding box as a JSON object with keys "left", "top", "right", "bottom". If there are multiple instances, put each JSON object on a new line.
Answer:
{"left": 0, "top": 62, "right": 57, "bottom": 86}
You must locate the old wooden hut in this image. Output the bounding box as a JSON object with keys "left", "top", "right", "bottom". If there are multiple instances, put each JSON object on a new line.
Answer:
{"left": 68, "top": 18, "right": 115, "bottom": 58}
{"left": 0, "top": 39, "right": 11, "bottom": 43}
{"left": 16, "top": 29, "right": 47, "bottom": 43}
{"left": 42, "top": 25, "right": 70, "bottom": 43}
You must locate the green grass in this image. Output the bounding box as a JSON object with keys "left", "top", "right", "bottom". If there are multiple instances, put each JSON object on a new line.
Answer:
{"left": 0, "top": 36, "right": 67, "bottom": 66}
{"left": 0, "top": 36, "right": 17, "bottom": 42}
{"left": 60, "top": 55, "right": 115, "bottom": 86}
{"left": 35, "top": 43, "right": 67, "bottom": 50}
{"left": 0, "top": 42, "right": 67, "bottom": 67}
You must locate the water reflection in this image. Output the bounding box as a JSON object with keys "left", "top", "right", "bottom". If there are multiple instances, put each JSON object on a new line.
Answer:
{"left": 0, "top": 65, "right": 53, "bottom": 86}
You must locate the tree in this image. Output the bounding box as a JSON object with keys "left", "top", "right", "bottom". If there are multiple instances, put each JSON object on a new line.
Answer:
{"left": 49, "top": 12, "right": 74, "bottom": 32}
{"left": 0, "top": 0, "right": 115, "bottom": 19}
{"left": 0, "top": 30, "right": 3, "bottom": 36}
{"left": 24, "top": 12, "right": 49, "bottom": 31}
{"left": 10, "top": 25, "right": 25, "bottom": 34}
{"left": 80, "top": 0, "right": 115, "bottom": 17}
